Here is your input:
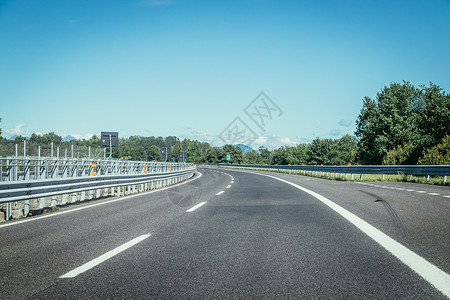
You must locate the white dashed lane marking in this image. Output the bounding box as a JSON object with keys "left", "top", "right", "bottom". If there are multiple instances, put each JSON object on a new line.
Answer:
{"left": 186, "top": 202, "right": 207, "bottom": 212}
{"left": 60, "top": 234, "right": 151, "bottom": 278}
{"left": 354, "top": 181, "right": 448, "bottom": 199}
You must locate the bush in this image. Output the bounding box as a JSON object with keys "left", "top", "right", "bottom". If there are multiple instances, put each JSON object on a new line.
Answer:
{"left": 418, "top": 135, "right": 450, "bottom": 165}
{"left": 382, "top": 143, "right": 415, "bottom": 165}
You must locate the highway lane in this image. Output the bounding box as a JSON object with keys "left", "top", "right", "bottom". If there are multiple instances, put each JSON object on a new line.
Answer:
{"left": 1, "top": 167, "right": 449, "bottom": 299}
{"left": 232, "top": 168, "right": 450, "bottom": 275}
{"left": 0, "top": 170, "right": 229, "bottom": 300}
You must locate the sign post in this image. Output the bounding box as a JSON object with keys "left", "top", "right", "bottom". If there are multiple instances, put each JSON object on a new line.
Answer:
{"left": 101, "top": 132, "right": 119, "bottom": 159}
{"left": 179, "top": 152, "right": 188, "bottom": 162}
{"left": 161, "top": 147, "right": 171, "bottom": 162}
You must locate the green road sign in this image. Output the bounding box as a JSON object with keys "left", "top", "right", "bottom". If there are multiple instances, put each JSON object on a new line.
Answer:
{"left": 226, "top": 155, "right": 231, "bottom": 161}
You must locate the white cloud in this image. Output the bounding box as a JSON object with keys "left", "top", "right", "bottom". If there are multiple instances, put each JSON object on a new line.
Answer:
{"left": 279, "top": 137, "right": 297, "bottom": 145}
{"left": 70, "top": 133, "right": 97, "bottom": 140}
{"left": 254, "top": 136, "right": 267, "bottom": 144}
{"left": 4, "top": 124, "right": 25, "bottom": 137}
{"left": 249, "top": 135, "right": 311, "bottom": 150}
{"left": 329, "top": 129, "right": 341, "bottom": 136}
{"left": 338, "top": 119, "right": 352, "bottom": 127}
{"left": 180, "top": 129, "right": 215, "bottom": 144}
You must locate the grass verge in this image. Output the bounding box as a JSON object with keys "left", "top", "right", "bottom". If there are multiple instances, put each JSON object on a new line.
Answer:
{"left": 215, "top": 166, "right": 449, "bottom": 186}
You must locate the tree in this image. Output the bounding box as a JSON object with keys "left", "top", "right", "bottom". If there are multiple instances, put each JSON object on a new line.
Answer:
{"left": 164, "top": 136, "right": 180, "bottom": 147}
{"left": 206, "top": 147, "right": 225, "bottom": 163}
{"left": 222, "top": 144, "right": 243, "bottom": 164}
{"left": 329, "top": 134, "right": 358, "bottom": 165}
{"left": 355, "top": 81, "right": 449, "bottom": 165}
{"left": 414, "top": 83, "right": 450, "bottom": 157}
{"left": 184, "top": 139, "right": 210, "bottom": 163}
{"left": 41, "top": 132, "right": 62, "bottom": 145}
{"left": 355, "top": 82, "right": 418, "bottom": 164}
{"left": 258, "top": 146, "right": 272, "bottom": 164}
{"left": 287, "top": 144, "right": 308, "bottom": 165}
{"left": 307, "top": 138, "right": 334, "bottom": 165}
{"left": 271, "top": 146, "right": 289, "bottom": 165}
{"left": 418, "top": 135, "right": 450, "bottom": 165}
{"left": 148, "top": 145, "right": 162, "bottom": 161}
{"left": 382, "top": 143, "right": 415, "bottom": 165}
{"left": 243, "top": 150, "right": 263, "bottom": 164}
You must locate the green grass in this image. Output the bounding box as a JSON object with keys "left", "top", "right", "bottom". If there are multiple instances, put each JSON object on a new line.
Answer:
{"left": 215, "top": 166, "right": 449, "bottom": 186}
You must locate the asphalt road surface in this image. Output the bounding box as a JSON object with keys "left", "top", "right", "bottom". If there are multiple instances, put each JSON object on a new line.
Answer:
{"left": 0, "top": 167, "right": 449, "bottom": 299}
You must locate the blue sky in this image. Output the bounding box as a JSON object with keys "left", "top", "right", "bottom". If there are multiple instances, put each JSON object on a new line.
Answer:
{"left": 1, "top": 0, "right": 449, "bottom": 148}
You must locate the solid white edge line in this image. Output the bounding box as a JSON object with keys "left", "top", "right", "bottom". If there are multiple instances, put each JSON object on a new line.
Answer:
{"left": 0, "top": 172, "right": 203, "bottom": 229}
{"left": 60, "top": 234, "right": 151, "bottom": 278}
{"left": 259, "top": 173, "right": 450, "bottom": 298}
{"left": 216, "top": 191, "right": 225, "bottom": 195}
{"left": 186, "top": 202, "right": 207, "bottom": 212}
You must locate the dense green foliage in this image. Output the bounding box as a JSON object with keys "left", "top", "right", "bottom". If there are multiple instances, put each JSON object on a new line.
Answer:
{"left": 1, "top": 81, "right": 447, "bottom": 165}
{"left": 356, "top": 81, "right": 449, "bottom": 164}
{"left": 418, "top": 135, "right": 450, "bottom": 165}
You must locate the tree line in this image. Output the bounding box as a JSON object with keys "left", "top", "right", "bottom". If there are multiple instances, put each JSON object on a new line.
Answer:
{"left": 1, "top": 81, "right": 448, "bottom": 165}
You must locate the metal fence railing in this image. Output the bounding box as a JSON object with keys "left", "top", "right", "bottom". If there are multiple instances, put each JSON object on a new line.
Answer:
{"left": 0, "top": 140, "right": 107, "bottom": 160}
{"left": 0, "top": 157, "right": 189, "bottom": 182}
{"left": 0, "top": 157, "right": 197, "bottom": 221}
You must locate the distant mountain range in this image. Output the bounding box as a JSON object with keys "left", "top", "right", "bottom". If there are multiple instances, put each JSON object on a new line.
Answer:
{"left": 8, "top": 135, "right": 29, "bottom": 141}
{"left": 220, "top": 144, "right": 254, "bottom": 154}
{"left": 235, "top": 144, "right": 254, "bottom": 154}
{"left": 7, "top": 135, "right": 79, "bottom": 142}
{"left": 62, "top": 135, "right": 78, "bottom": 142}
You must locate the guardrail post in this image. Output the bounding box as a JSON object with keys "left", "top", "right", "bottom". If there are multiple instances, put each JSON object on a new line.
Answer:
{"left": 51, "top": 196, "right": 57, "bottom": 207}
{"left": 427, "top": 175, "right": 430, "bottom": 182}
{"left": 39, "top": 198, "right": 46, "bottom": 209}
{"left": 360, "top": 174, "right": 363, "bottom": 181}
{"left": 6, "top": 203, "right": 12, "bottom": 220}
{"left": 24, "top": 201, "right": 30, "bottom": 216}
{"left": 444, "top": 176, "right": 447, "bottom": 183}
{"left": 62, "top": 194, "right": 68, "bottom": 204}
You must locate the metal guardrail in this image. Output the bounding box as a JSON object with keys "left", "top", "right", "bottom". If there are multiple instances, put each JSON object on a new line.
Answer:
{"left": 0, "top": 157, "right": 197, "bottom": 220}
{"left": 0, "top": 170, "right": 194, "bottom": 203}
{"left": 211, "top": 163, "right": 450, "bottom": 182}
